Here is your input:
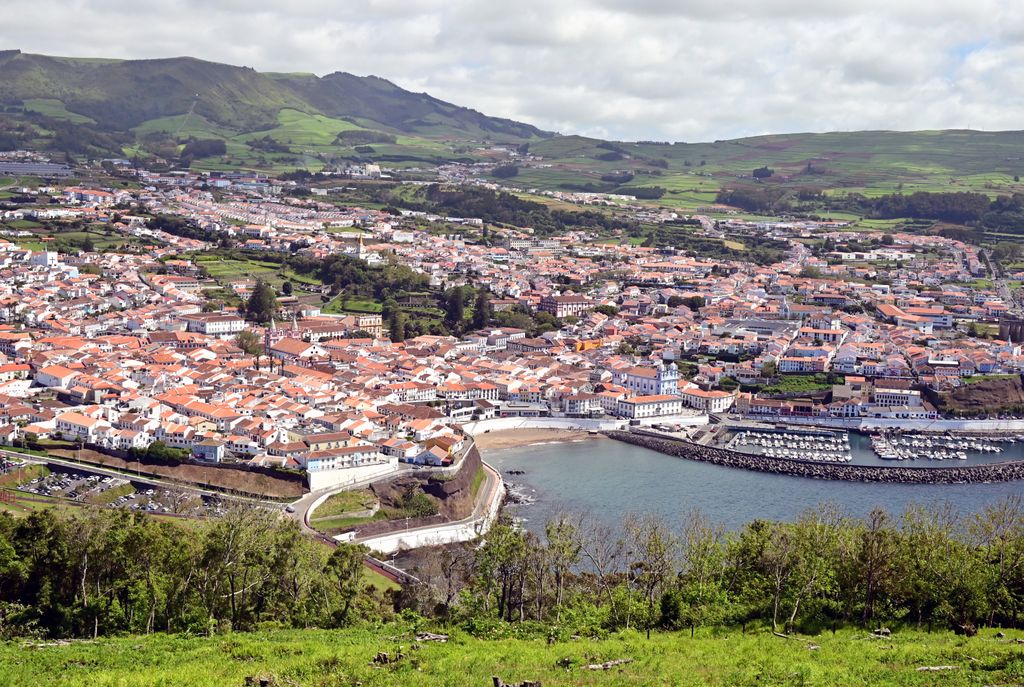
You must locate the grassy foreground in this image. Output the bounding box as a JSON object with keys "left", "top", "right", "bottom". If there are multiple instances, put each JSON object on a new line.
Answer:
{"left": 2, "top": 627, "right": 1023, "bottom": 687}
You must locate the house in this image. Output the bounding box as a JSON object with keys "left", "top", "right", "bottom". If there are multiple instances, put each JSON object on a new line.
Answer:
{"left": 618, "top": 362, "right": 679, "bottom": 396}
{"left": 538, "top": 294, "right": 591, "bottom": 318}
{"left": 193, "top": 439, "right": 227, "bottom": 463}
{"left": 378, "top": 437, "right": 419, "bottom": 460}
{"left": 413, "top": 444, "right": 449, "bottom": 466}
{"left": 679, "top": 387, "right": 736, "bottom": 413}
{"left": 35, "top": 364, "right": 80, "bottom": 389}
{"left": 180, "top": 312, "right": 246, "bottom": 336}
{"left": 55, "top": 411, "right": 109, "bottom": 443}
{"left": 269, "top": 337, "right": 324, "bottom": 360}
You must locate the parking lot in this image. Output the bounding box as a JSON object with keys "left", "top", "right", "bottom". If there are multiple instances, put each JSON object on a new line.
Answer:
{"left": 6, "top": 460, "right": 228, "bottom": 517}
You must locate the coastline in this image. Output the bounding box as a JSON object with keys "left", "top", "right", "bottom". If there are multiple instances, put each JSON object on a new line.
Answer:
{"left": 472, "top": 428, "right": 605, "bottom": 451}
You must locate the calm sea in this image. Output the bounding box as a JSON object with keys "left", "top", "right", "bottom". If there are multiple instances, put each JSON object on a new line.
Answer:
{"left": 487, "top": 438, "right": 1024, "bottom": 533}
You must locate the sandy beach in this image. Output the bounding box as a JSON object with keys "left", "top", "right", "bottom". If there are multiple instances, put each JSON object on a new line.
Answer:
{"left": 472, "top": 428, "right": 605, "bottom": 451}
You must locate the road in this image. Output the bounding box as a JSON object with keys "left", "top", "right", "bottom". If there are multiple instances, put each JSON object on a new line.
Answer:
{"left": 983, "top": 249, "right": 1021, "bottom": 316}
{"left": 289, "top": 464, "right": 415, "bottom": 535}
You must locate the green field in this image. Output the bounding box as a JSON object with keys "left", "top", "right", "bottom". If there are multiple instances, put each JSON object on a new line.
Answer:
{"left": 22, "top": 98, "right": 97, "bottom": 125}
{"left": 323, "top": 295, "right": 382, "bottom": 314}
{"left": 761, "top": 373, "right": 843, "bottom": 396}
{"left": 510, "top": 130, "right": 1024, "bottom": 215}
{"left": 311, "top": 488, "right": 378, "bottom": 520}
{"left": 1, "top": 627, "right": 1021, "bottom": 687}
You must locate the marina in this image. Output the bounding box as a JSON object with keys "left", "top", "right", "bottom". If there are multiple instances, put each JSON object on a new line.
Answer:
{"left": 868, "top": 432, "right": 1013, "bottom": 462}
{"left": 719, "top": 426, "right": 1024, "bottom": 468}
{"left": 727, "top": 429, "right": 852, "bottom": 463}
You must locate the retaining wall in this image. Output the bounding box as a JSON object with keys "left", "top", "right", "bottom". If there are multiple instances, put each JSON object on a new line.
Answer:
{"left": 354, "top": 463, "right": 506, "bottom": 555}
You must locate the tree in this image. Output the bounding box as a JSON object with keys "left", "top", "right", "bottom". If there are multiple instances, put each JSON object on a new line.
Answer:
{"left": 235, "top": 330, "right": 264, "bottom": 368}
{"left": 388, "top": 311, "right": 406, "bottom": 343}
{"left": 23, "top": 433, "right": 40, "bottom": 452}
{"left": 324, "top": 545, "right": 366, "bottom": 627}
{"left": 545, "top": 513, "right": 583, "bottom": 622}
{"left": 492, "top": 164, "right": 519, "bottom": 179}
{"left": 234, "top": 330, "right": 263, "bottom": 357}
{"left": 625, "top": 514, "right": 678, "bottom": 636}
{"left": 245, "top": 280, "right": 278, "bottom": 324}
{"left": 663, "top": 510, "right": 727, "bottom": 635}
{"left": 443, "top": 287, "right": 467, "bottom": 331}
{"left": 471, "top": 288, "right": 493, "bottom": 330}
{"left": 752, "top": 166, "right": 774, "bottom": 179}
{"left": 281, "top": 280, "right": 293, "bottom": 296}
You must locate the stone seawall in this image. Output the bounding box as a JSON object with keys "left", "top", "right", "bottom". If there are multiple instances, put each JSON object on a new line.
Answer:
{"left": 605, "top": 431, "right": 1024, "bottom": 484}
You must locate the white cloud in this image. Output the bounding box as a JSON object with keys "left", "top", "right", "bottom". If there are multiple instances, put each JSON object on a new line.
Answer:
{"left": 1, "top": 0, "right": 1022, "bottom": 140}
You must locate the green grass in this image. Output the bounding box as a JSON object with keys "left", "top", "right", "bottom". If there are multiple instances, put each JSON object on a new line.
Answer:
{"left": 361, "top": 566, "right": 400, "bottom": 593}
{"left": 963, "top": 374, "right": 1019, "bottom": 385}
{"left": 21, "top": 98, "right": 96, "bottom": 125}
{"left": 0, "top": 464, "right": 49, "bottom": 487}
{"left": 322, "top": 295, "right": 383, "bottom": 315}
{"left": 761, "top": 374, "right": 843, "bottom": 396}
{"left": 1, "top": 627, "right": 1021, "bottom": 686}
{"left": 236, "top": 108, "right": 366, "bottom": 146}
{"left": 311, "top": 511, "right": 388, "bottom": 532}
{"left": 84, "top": 482, "right": 134, "bottom": 506}
{"left": 311, "top": 488, "right": 378, "bottom": 520}
{"left": 470, "top": 467, "right": 486, "bottom": 499}
{"left": 200, "top": 258, "right": 281, "bottom": 281}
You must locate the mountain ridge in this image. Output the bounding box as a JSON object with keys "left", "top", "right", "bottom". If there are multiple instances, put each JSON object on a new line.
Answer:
{"left": 0, "top": 49, "right": 550, "bottom": 141}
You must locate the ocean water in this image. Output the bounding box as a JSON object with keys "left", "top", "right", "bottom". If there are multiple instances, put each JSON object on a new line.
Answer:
{"left": 487, "top": 438, "right": 1024, "bottom": 533}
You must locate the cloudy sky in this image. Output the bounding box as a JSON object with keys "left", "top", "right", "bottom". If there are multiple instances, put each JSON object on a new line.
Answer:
{"left": 3, "top": 0, "right": 1023, "bottom": 141}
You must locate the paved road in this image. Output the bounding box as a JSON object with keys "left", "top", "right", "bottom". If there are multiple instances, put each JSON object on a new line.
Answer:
{"left": 288, "top": 465, "right": 416, "bottom": 535}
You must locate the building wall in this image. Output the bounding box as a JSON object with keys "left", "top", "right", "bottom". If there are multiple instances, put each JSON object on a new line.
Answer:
{"left": 307, "top": 457, "right": 399, "bottom": 492}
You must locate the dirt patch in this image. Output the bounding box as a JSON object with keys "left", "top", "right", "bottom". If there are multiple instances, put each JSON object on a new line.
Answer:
{"left": 48, "top": 449, "right": 304, "bottom": 499}
{"left": 933, "top": 377, "right": 1024, "bottom": 415}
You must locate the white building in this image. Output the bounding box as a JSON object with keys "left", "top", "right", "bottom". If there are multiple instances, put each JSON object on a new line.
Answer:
{"left": 680, "top": 387, "right": 736, "bottom": 413}
{"left": 616, "top": 394, "right": 684, "bottom": 419}
{"left": 181, "top": 313, "right": 247, "bottom": 336}
{"left": 304, "top": 445, "right": 398, "bottom": 491}
{"left": 619, "top": 362, "right": 679, "bottom": 396}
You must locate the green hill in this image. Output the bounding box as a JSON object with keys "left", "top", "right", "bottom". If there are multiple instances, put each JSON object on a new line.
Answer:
{"left": 4, "top": 626, "right": 1022, "bottom": 686}
{"left": 0, "top": 50, "right": 548, "bottom": 138}
{"left": 522, "top": 130, "right": 1024, "bottom": 205}
{"left": 0, "top": 50, "right": 549, "bottom": 167}
{"left": 3, "top": 48, "right": 1024, "bottom": 202}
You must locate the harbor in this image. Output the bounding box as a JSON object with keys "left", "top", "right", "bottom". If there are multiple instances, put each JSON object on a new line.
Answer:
{"left": 868, "top": 431, "right": 1014, "bottom": 462}
{"left": 727, "top": 428, "right": 852, "bottom": 463}
{"left": 716, "top": 424, "right": 1024, "bottom": 468}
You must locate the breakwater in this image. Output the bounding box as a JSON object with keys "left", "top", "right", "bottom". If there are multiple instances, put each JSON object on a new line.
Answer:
{"left": 605, "top": 431, "right": 1024, "bottom": 484}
